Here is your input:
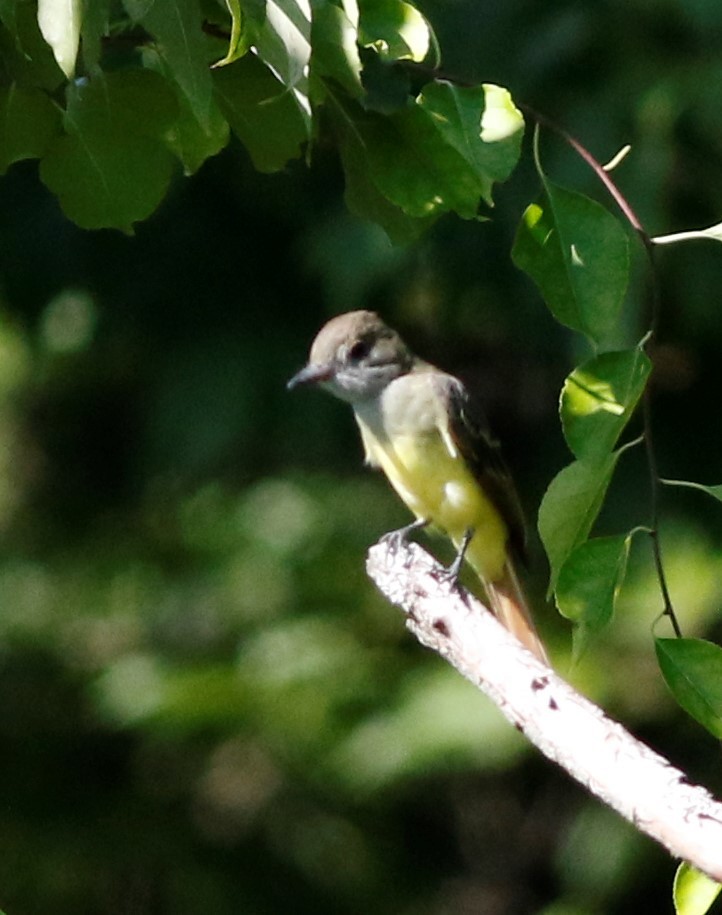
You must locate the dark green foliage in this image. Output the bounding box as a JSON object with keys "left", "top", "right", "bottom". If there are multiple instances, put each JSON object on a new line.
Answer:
{"left": 6, "top": 0, "right": 523, "bottom": 235}
{"left": 0, "top": 0, "right": 720, "bottom": 912}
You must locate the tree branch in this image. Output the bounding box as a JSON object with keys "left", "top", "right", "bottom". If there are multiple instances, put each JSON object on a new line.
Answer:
{"left": 366, "top": 539, "right": 722, "bottom": 881}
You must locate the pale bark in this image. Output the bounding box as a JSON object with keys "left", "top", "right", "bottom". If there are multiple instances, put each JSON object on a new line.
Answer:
{"left": 366, "top": 539, "right": 722, "bottom": 882}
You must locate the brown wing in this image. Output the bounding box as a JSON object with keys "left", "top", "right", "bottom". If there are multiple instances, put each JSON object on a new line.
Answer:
{"left": 435, "top": 373, "right": 528, "bottom": 564}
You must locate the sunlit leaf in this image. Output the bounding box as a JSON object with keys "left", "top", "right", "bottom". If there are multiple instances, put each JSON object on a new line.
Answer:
{"left": 656, "top": 638, "right": 722, "bottom": 739}
{"left": 37, "top": 0, "right": 82, "bottom": 78}
{"left": 538, "top": 452, "right": 620, "bottom": 595}
{"left": 254, "top": 0, "right": 311, "bottom": 89}
{"left": 311, "top": 0, "right": 363, "bottom": 99}
{"left": 674, "top": 862, "right": 722, "bottom": 915}
{"left": 417, "top": 82, "right": 524, "bottom": 193}
{"left": 246, "top": 0, "right": 312, "bottom": 138}
{"left": 358, "top": 0, "right": 431, "bottom": 62}
{"left": 561, "top": 345, "right": 651, "bottom": 462}
{"left": 512, "top": 183, "right": 630, "bottom": 347}
{"left": 0, "top": 84, "right": 61, "bottom": 175}
{"left": 556, "top": 533, "right": 633, "bottom": 659}
{"left": 212, "top": 0, "right": 249, "bottom": 68}
{"left": 337, "top": 82, "right": 522, "bottom": 221}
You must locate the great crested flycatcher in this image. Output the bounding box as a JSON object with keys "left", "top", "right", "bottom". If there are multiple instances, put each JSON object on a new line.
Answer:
{"left": 288, "top": 310, "right": 547, "bottom": 663}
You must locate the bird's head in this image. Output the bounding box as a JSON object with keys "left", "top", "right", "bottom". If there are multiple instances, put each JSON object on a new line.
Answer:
{"left": 287, "top": 310, "right": 413, "bottom": 404}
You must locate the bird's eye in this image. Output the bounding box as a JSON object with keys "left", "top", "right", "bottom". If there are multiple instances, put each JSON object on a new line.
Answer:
{"left": 348, "top": 340, "right": 370, "bottom": 361}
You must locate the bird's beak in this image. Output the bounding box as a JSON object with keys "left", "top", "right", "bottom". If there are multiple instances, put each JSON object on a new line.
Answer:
{"left": 287, "top": 362, "right": 334, "bottom": 390}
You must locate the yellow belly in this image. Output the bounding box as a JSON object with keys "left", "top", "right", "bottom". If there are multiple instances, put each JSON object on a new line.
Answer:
{"left": 366, "top": 429, "right": 509, "bottom": 582}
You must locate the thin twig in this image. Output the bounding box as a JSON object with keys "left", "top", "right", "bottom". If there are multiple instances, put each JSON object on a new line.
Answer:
{"left": 521, "top": 105, "right": 648, "bottom": 241}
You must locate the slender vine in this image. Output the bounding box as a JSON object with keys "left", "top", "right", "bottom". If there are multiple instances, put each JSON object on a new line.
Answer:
{"left": 522, "top": 106, "right": 683, "bottom": 638}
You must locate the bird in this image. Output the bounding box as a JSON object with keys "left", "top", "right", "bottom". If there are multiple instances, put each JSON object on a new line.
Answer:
{"left": 287, "top": 310, "right": 547, "bottom": 663}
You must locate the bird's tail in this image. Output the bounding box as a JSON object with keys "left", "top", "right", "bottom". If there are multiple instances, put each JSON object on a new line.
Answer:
{"left": 485, "top": 560, "right": 548, "bottom": 664}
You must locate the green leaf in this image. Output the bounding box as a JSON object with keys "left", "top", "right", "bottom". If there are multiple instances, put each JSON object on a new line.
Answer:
{"left": 0, "top": 84, "right": 62, "bottom": 175}
{"left": 212, "top": 0, "right": 250, "bottom": 68}
{"left": 0, "top": 1, "right": 65, "bottom": 90}
{"left": 166, "top": 100, "right": 230, "bottom": 175}
{"left": 561, "top": 345, "right": 651, "bottom": 462}
{"left": 65, "top": 69, "right": 178, "bottom": 137}
{"left": 674, "top": 862, "right": 722, "bottom": 915}
{"left": 0, "top": 0, "right": 17, "bottom": 33}
{"left": 80, "top": 0, "right": 111, "bottom": 72}
{"left": 239, "top": 0, "right": 268, "bottom": 25}
{"left": 512, "top": 183, "right": 630, "bottom": 347}
{"left": 164, "top": 91, "right": 229, "bottom": 174}
{"left": 254, "top": 0, "right": 311, "bottom": 97}
{"left": 41, "top": 131, "right": 174, "bottom": 231}
{"left": 556, "top": 533, "right": 633, "bottom": 659}
{"left": 39, "top": 72, "right": 176, "bottom": 231}
{"left": 332, "top": 100, "right": 433, "bottom": 243}
{"left": 538, "top": 452, "right": 620, "bottom": 595}
{"left": 126, "top": 0, "right": 214, "bottom": 127}
{"left": 311, "top": 0, "right": 363, "bottom": 99}
{"left": 37, "top": 0, "right": 82, "bottom": 78}
{"left": 662, "top": 479, "right": 722, "bottom": 504}
{"left": 358, "top": 0, "right": 430, "bottom": 62}
{"left": 357, "top": 50, "right": 413, "bottom": 114}
{"left": 122, "top": 0, "right": 155, "bottom": 18}
{"left": 144, "top": 47, "right": 230, "bottom": 174}
{"left": 213, "top": 53, "right": 309, "bottom": 172}
{"left": 656, "top": 637, "right": 722, "bottom": 739}
{"left": 338, "top": 82, "right": 522, "bottom": 221}
{"left": 417, "top": 82, "right": 524, "bottom": 195}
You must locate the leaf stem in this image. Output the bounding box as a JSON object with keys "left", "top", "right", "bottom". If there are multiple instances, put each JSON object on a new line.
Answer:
{"left": 522, "top": 106, "right": 683, "bottom": 637}
{"left": 520, "top": 106, "right": 647, "bottom": 241}
{"left": 643, "top": 389, "right": 682, "bottom": 637}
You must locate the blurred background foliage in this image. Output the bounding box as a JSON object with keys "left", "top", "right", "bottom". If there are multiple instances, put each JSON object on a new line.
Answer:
{"left": 0, "top": 0, "right": 722, "bottom": 912}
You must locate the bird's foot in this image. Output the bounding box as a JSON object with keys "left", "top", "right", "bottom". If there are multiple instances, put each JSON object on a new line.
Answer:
{"left": 380, "top": 518, "right": 429, "bottom": 556}
{"left": 434, "top": 527, "right": 475, "bottom": 590}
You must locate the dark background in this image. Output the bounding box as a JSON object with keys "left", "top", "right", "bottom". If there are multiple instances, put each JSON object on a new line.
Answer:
{"left": 0, "top": 0, "right": 721, "bottom": 912}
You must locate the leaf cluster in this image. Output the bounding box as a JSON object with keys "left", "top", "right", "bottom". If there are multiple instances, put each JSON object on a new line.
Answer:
{"left": 511, "top": 131, "right": 722, "bottom": 791}
{"left": 2, "top": 0, "right": 523, "bottom": 235}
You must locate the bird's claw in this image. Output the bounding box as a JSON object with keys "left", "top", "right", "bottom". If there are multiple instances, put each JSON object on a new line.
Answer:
{"left": 433, "top": 527, "right": 475, "bottom": 590}
{"left": 380, "top": 518, "right": 428, "bottom": 557}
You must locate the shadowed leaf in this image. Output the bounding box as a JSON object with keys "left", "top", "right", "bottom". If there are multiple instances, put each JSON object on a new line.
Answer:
{"left": 556, "top": 533, "right": 633, "bottom": 659}
{"left": 538, "top": 452, "right": 620, "bottom": 595}
{"left": 656, "top": 638, "right": 722, "bottom": 739}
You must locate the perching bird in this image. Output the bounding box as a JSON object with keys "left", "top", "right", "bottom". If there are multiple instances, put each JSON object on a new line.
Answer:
{"left": 288, "top": 310, "right": 547, "bottom": 663}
